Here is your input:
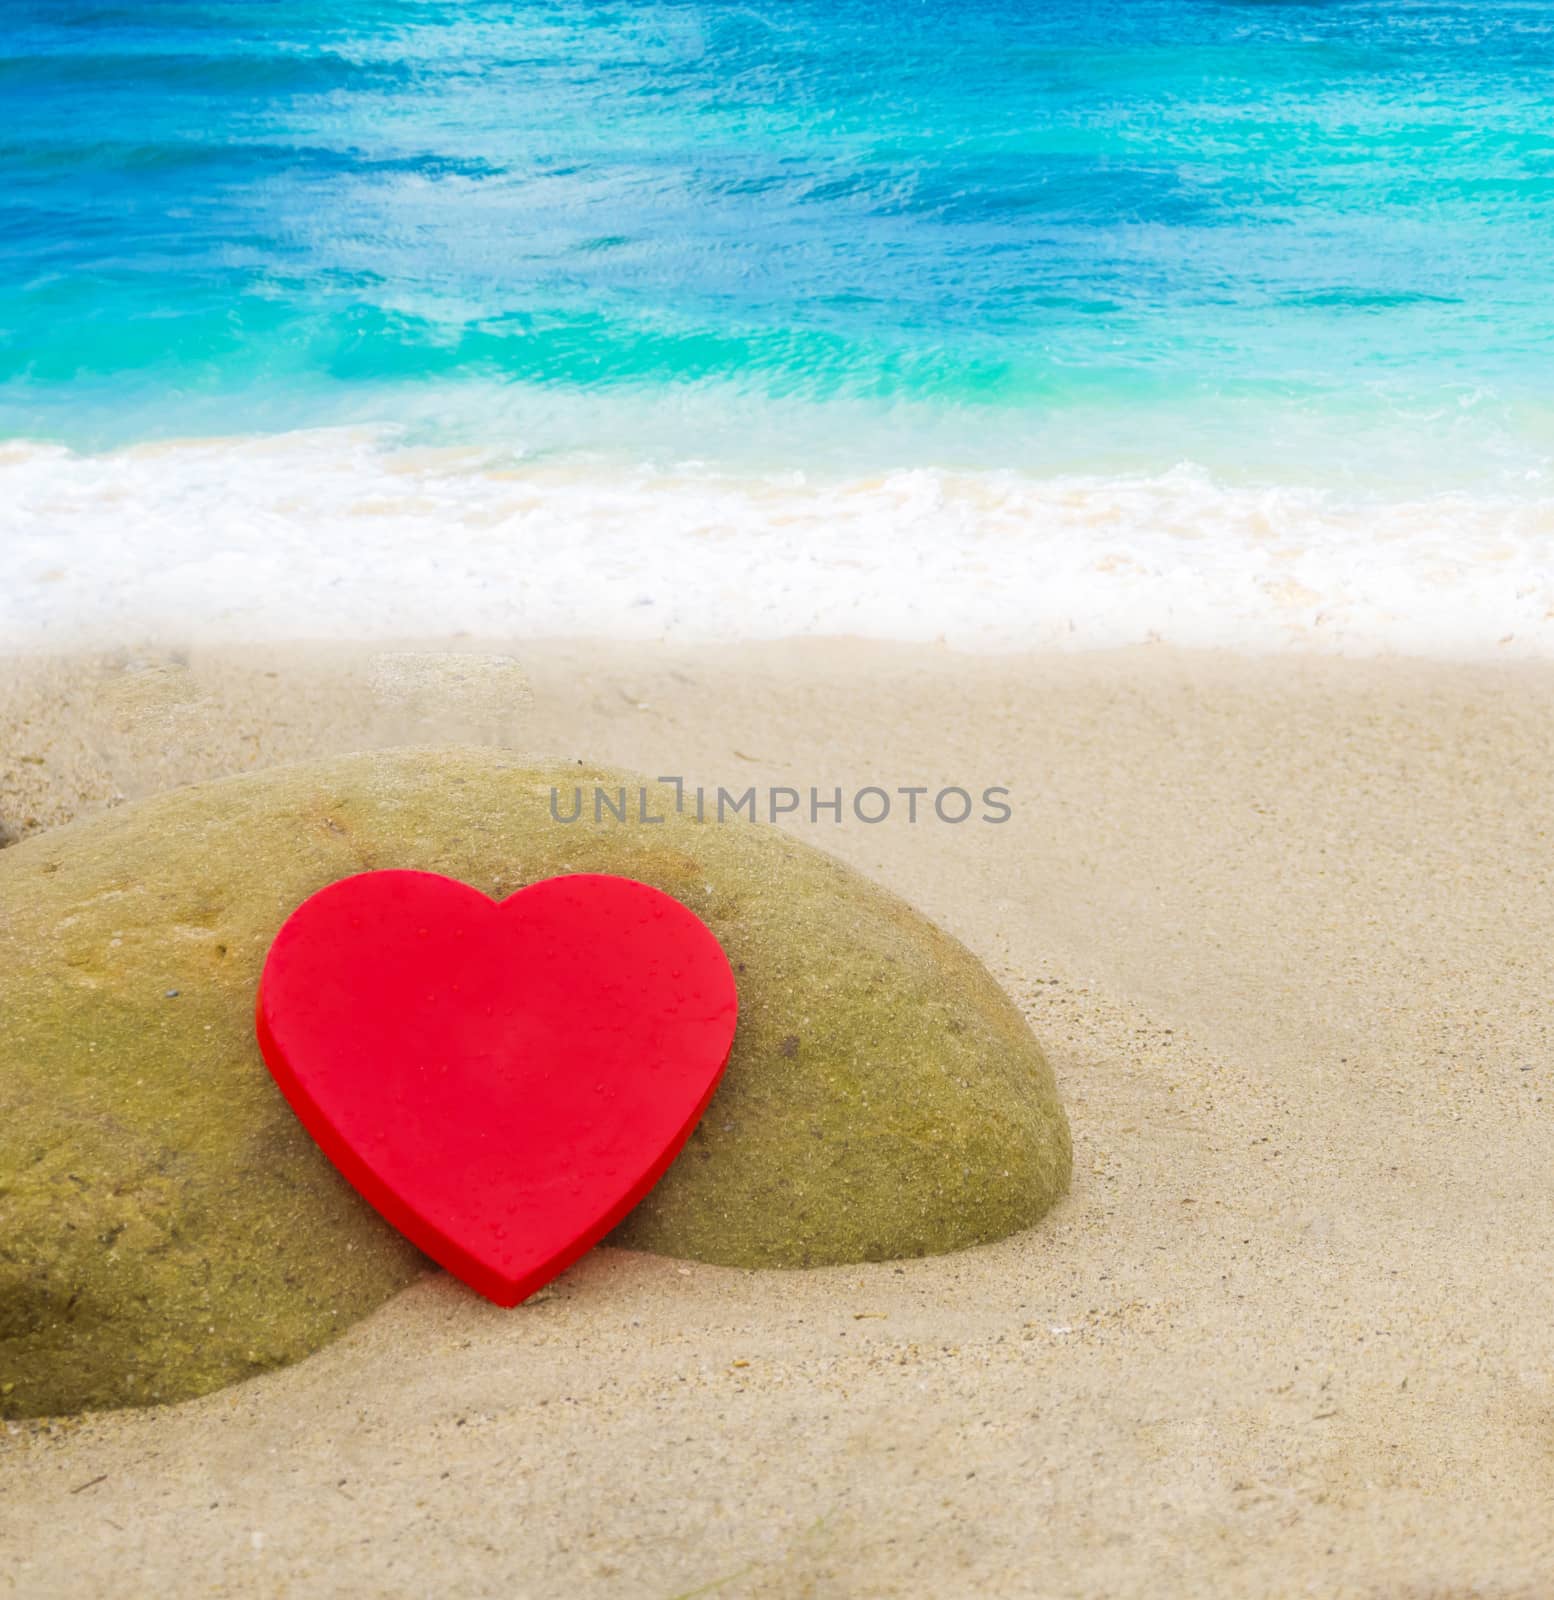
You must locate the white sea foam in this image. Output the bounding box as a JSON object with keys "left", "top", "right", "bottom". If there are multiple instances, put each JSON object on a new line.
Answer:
{"left": 5, "top": 428, "right": 1554, "bottom": 657}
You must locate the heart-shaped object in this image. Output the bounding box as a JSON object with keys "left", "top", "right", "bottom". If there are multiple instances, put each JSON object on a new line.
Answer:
{"left": 255, "top": 870, "right": 739, "bottom": 1306}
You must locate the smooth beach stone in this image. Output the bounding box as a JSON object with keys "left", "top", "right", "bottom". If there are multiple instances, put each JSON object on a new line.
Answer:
{"left": 0, "top": 750, "right": 1071, "bottom": 1418}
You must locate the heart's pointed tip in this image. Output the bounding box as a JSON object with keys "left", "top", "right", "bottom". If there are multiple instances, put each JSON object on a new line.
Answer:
{"left": 451, "top": 1254, "right": 549, "bottom": 1308}
{"left": 451, "top": 1268, "right": 528, "bottom": 1308}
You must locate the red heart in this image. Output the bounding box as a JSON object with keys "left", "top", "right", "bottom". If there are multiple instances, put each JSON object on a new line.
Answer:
{"left": 255, "top": 871, "right": 739, "bottom": 1306}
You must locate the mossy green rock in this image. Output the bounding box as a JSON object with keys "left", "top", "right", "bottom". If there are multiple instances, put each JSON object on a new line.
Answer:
{"left": 0, "top": 750, "right": 1070, "bottom": 1418}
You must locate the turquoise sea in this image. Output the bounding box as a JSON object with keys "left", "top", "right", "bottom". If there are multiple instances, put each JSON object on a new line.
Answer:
{"left": 3, "top": 1, "right": 1553, "bottom": 648}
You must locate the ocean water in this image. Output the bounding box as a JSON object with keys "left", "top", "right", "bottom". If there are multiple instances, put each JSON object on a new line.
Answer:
{"left": 4, "top": 0, "right": 1553, "bottom": 650}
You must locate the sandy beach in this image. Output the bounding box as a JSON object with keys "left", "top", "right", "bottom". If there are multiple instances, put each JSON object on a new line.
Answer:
{"left": 2, "top": 639, "right": 1551, "bottom": 1597}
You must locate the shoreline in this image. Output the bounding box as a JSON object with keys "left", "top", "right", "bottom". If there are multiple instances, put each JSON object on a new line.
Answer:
{"left": 7, "top": 428, "right": 1554, "bottom": 659}
{"left": 4, "top": 639, "right": 1554, "bottom": 1597}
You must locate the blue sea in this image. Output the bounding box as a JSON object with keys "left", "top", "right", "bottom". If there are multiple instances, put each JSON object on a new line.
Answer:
{"left": 3, "top": 0, "right": 1553, "bottom": 650}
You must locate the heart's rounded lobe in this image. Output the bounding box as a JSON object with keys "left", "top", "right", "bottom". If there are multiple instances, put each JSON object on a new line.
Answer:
{"left": 255, "top": 870, "right": 739, "bottom": 1305}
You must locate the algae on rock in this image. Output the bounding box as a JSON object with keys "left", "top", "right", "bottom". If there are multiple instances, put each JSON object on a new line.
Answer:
{"left": 0, "top": 750, "right": 1070, "bottom": 1418}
